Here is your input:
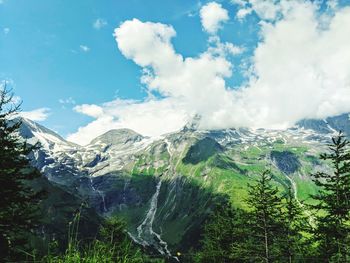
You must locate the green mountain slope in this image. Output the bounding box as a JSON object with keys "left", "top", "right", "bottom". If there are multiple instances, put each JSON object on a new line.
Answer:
{"left": 19, "top": 113, "right": 350, "bottom": 256}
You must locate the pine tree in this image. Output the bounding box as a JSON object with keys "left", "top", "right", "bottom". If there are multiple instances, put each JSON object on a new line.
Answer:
{"left": 0, "top": 85, "right": 45, "bottom": 260}
{"left": 279, "top": 187, "right": 309, "bottom": 263}
{"left": 311, "top": 132, "right": 350, "bottom": 262}
{"left": 193, "top": 201, "right": 249, "bottom": 263}
{"left": 246, "top": 170, "right": 285, "bottom": 263}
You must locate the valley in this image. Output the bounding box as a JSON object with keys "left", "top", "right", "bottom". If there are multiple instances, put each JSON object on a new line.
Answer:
{"left": 19, "top": 113, "right": 350, "bottom": 257}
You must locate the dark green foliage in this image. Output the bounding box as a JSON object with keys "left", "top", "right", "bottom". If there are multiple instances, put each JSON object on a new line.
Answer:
{"left": 183, "top": 137, "right": 223, "bottom": 164}
{"left": 210, "top": 154, "right": 247, "bottom": 174}
{"left": 0, "top": 86, "right": 46, "bottom": 260}
{"left": 192, "top": 202, "right": 248, "bottom": 263}
{"left": 34, "top": 179, "right": 102, "bottom": 255}
{"left": 155, "top": 176, "right": 232, "bottom": 255}
{"left": 41, "top": 214, "right": 164, "bottom": 262}
{"left": 194, "top": 172, "right": 308, "bottom": 263}
{"left": 271, "top": 151, "right": 301, "bottom": 174}
{"left": 246, "top": 174, "right": 310, "bottom": 262}
{"left": 279, "top": 188, "right": 310, "bottom": 263}
{"left": 310, "top": 132, "right": 350, "bottom": 262}
{"left": 245, "top": 171, "right": 286, "bottom": 262}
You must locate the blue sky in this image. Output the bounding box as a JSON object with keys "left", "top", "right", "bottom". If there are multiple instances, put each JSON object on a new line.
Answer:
{"left": 0, "top": 0, "right": 258, "bottom": 135}
{"left": 1, "top": 0, "right": 350, "bottom": 144}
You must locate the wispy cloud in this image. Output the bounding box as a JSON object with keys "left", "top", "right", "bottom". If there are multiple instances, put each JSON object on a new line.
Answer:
{"left": 79, "top": 45, "right": 90, "bottom": 52}
{"left": 21, "top": 108, "right": 50, "bottom": 122}
{"left": 59, "top": 97, "right": 76, "bottom": 109}
{"left": 59, "top": 97, "right": 76, "bottom": 105}
{"left": 93, "top": 18, "right": 107, "bottom": 30}
{"left": 3, "top": 27, "right": 10, "bottom": 35}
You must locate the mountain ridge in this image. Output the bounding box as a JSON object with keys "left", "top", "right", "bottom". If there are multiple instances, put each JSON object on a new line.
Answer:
{"left": 17, "top": 112, "right": 350, "bottom": 256}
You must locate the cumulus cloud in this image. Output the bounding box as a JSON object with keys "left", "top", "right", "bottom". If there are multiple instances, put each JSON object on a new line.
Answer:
{"left": 67, "top": 17, "right": 239, "bottom": 145}
{"left": 207, "top": 36, "right": 244, "bottom": 56}
{"left": 200, "top": 2, "right": 229, "bottom": 34}
{"left": 67, "top": 99, "right": 188, "bottom": 145}
{"left": 93, "top": 18, "right": 107, "bottom": 30}
{"left": 21, "top": 108, "right": 50, "bottom": 122}
{"left": 79, "top": 45, "right": 90, "bottom": 52}
{"left": 326, "top": 0, "right": 339, "bottom": 10}
{"left": 235, "top": 3, "right": 350, "bottom": 127}
{"left": 231, "top": 0, "right": 284, "bottom": 21}
{"left": 236, "top": 8, "right": 253, "bottom": 20}
{"left": 74, "top": 104, "right": 104, "bottom": 118}
{"left": 68, "top": 1, "right": 350, "bottom": 145}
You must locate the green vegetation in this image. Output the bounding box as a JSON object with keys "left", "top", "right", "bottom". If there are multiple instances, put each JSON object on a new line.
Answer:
{"left": 193, "top": 171, "right": 310, "bottom": 262}
{"left": 194, "top": 133, "right": 350, "bottom": 262}
{"left": 310, "top": 132, "right": 350, "bottom": 262}
{"left": 40, "top": 213, "right": 163, "bottom": 263}
{"left": 1, "top": 86, "right": 349, "bottom": 262}
{"left": 0, "top": 87, "right": 161, "bottom": 262}
{"left": 0, "top": 86, "right": 46, "bottom": 261}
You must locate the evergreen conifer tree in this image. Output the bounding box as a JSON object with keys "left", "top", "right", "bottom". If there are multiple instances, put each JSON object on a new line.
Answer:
{"left": 193, "top": 201, "right": 249, "bottom": 263}
{"left": 246, "top": 170, "right": 284, "bottom": 263}
{"left": 279, "top": 187, "right": 308, "bottom": 263}
{"left": 311, "top": 132, "right": 350, "bottom": 262}
{"left": 0, "top": 85, "right": 45, "bottom": 260}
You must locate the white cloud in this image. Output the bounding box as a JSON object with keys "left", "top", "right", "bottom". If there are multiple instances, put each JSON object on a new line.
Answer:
{"left": 79, "top": 45, "right": 90, "bottom": 52}
{"left": 232, "top": 0, "right": 284, "bottom": 21}
{"left": 236, "top": 8, "right": 253, "bottom": 19}
{"left": 207, "top": 36, "right": 244, "bottom": 56}
{"left": 74, "top": 104, "right": 104, "bottom": 118}
{"left": 3, "top": 27, "right": 10, "bottom": 34}
{"left": 200, "top": 2, "right": 229, "bottom": 34}
{"left": 68, "top": 2, "right": 350, "bottom": 145}
{"left": 67, "top": 98, "right": 188, "bottom": 145}
{"left": 59, "top": 97, "right": 76, "bottom": 109}
{"left": 68, "top": 18, "right": 238, "bottom": 144}
{"left": 115, "top": 19, "right": 236, "bottom": 117}
{"left": 326, "top": 0, "right": 339, "bottom": 10}
{"left": 234, "top": 3, "right": 350, "bottom": 128}
{"left": 93, "top": 18, "right": 107, "bottom": 30}
{"left": 59, "top": 97, "right": 76, "bottom": 105}
{"left": 113, "top": 19, "right": 179, "bottom": 68}
{"left": 231, "top": 0, "right": 246, "bottom": 6}
{"left": 21, "top": 108, "right": 50, "bottom": 122}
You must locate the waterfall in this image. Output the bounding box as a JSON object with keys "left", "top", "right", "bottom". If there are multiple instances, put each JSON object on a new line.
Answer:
{"left": 89, "top": 176, "right": 107, "bottom": 213}
{"left": 137, "top": 180, "right": 162, "bottom": 239}
{"left": 136, "top": 180, "right": 175, "bottom": 258}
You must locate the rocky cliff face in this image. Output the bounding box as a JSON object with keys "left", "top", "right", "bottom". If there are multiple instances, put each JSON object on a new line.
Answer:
{"left": 297, "top": 113, "right": 350, "bottom": 136}
{"left": 19, "top": 113, "right": 350, "bottom": 256}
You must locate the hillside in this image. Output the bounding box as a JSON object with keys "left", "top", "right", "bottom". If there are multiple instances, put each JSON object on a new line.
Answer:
{"left": 19, "top": 113, "right": 350, "bottom": 257}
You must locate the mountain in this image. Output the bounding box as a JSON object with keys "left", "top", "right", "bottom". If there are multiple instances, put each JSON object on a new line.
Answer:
{"left": 18, "top": 113, "right": 350, "bottom": 257}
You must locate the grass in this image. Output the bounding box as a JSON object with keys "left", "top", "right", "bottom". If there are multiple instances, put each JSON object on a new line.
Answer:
{"left": 36, "top": 211, "right": 164, "bottom": 263}
{"left": 82, "top": 136, "right": 325, "bottom": 256}
{"left": 172, "top": 140, "right": 324, "bottom": 211}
